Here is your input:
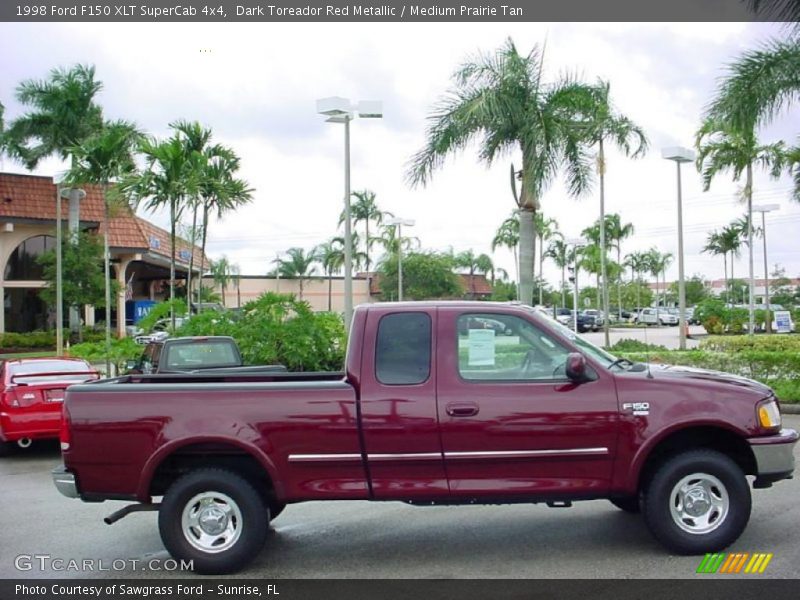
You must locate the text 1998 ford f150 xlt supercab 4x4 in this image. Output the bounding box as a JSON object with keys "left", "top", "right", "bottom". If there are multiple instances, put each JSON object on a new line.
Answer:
{"left": 53, "top": 302, "right": 797, "bottom": 574}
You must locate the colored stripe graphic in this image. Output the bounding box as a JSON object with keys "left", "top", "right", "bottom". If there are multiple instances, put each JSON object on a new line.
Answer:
{"left": 697, "top": 552, "right": 773, "bottom": 574}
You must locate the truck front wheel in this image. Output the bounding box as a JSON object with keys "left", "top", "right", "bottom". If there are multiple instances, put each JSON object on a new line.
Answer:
{"left": 642, "top": 450, "right": 751, "bottom": 554}
{"left": 158, "top": 468, "right": 268, "bottom": 574}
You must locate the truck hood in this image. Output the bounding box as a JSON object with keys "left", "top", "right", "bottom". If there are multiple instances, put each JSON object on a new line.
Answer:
{"left": 646, "top": 363, "right": 772, "bottom": 397}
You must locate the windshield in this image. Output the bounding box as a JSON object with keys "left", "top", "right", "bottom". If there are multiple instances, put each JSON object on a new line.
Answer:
{"left": 524, "top": 307, "right": 618, "bottom": 368}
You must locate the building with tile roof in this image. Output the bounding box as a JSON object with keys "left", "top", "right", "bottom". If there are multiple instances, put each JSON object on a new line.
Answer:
{"left": 0, "top": 172, "right": 207, "bottom": 336}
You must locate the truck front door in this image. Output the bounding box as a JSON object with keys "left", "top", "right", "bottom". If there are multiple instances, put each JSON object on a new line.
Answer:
{"left": 436, "top": 308, "right": 619, "bottom": 499}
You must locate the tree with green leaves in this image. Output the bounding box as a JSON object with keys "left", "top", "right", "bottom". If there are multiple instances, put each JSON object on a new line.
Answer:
{"left": 669, "top": 275, "right": 709, "bottom": 306}
{"left": 455, "top": 249, "right": 494, "bottom": 297}
{"left": 38, "top": 231, "right": 108, "bottom": 339}
{"left": 317, "top": 239, "right": 345, "bottom": 311}
{"left": 702, "top": 230, "right": 729, "bottom": 295}
{"left": 546, "top": 238, "right": 570, "bottom": 308}
{"left": 624, "top": 251, "right": 651, "bottom": 313}
{"left": 406, "top": 38, "right": 597, "bottom": 306}
{"left": 379, "top": 251, "right": 462, "bottom": 301}
{"left": 603, "top": 214, "right": 635, "bottom": 320}
{"left": 210, "top": 256, "right": 231, "bottom": 306}
{"left": 64, "top": 119, "right": 141, "bottom": 372}
{"left": 570, "top": 81, "right": 648, "bottom": 343}
{"left": 3, "top": 64, "right": 103, "bottom": 170}
{"left": 492, "top": 213, "right": 520, "bottom": 292}
{"left": 123, "top": 131, "right": 198, "bottom": 326}
{"left": 696, "top": 117, "right": 785, "bottom": 332}
{"left": 273, "top": 247, "right": 319, "bottom": 300}
{"left": 534, "top": 213, "right": 560, "bottom": 305}
{"left": 372, "top": 223, "right": 419, "bottom": 263}
{"left": 339, "top": 190, "right": 392, "bottom": 272}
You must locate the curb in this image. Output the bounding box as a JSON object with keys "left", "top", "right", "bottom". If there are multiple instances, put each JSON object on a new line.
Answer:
{"left": 781, "top": 404, "right": 800, "bottom": 415}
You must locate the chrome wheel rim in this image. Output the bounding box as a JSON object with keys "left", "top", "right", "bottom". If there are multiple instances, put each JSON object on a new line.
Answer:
{"left": 181, "top": 491, "right": 242, "bottom": 553}
{"left": 669, "top": 473, "right": 729, "bottom": 535}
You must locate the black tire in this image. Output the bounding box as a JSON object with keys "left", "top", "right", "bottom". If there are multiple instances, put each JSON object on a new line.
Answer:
{"left": 0, "top": 442, "right": 12, "bottom": 457}
{"left": 158, "top": 468, "right": 268, "bottom": 575}
{"left": 642, "top": 449, "right": 751, "bottom": 555}
{"left": 609, "top": 496, "right": 641, "bottom": 514}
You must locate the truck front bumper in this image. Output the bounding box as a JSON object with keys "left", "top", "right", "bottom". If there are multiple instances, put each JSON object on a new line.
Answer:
{"left": 52, "top": 465, "right": 79, "bottom": 499}
{"left": 748, "top": 428, "right": 798, "bottom": 487}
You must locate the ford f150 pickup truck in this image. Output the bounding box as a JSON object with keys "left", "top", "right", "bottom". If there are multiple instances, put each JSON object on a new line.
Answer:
{"left": 53, "top": 302, "right": 797, "bottom": 574}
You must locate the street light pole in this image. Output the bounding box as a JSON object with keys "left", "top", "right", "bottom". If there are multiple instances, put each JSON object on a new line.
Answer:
{"left": 56, "top": 186, "right": 64, "bottom": 356}
{"left": 386, "top": 217, "right": 415, "bottom": 301}
{"left": 753, "top": 204, "right": 779, "bottom": 333}
{"left": 317, "top": 97, "right": 383, "bottom": 328}
{"left": 662, "top": 147, "right": 695, "bottom": 351}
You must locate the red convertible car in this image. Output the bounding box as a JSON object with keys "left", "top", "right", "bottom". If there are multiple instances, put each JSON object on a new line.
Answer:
{"left": 0, "top": 357, "right": 98, "bottom": 454}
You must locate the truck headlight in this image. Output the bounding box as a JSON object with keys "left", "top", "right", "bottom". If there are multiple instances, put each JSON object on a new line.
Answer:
{"left": 757, "top": 398, "right": 782, "bottom": 430}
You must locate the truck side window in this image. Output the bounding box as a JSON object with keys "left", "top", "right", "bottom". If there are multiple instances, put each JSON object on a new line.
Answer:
{"left": 457, "top": 314, "right": 571, "bottom": 381}
{"left": 375, "top": 313, "right": 431, "bottom": 385}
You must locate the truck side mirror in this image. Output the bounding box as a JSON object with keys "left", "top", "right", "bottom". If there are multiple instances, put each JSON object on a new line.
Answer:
{"left": 565, "top": 352, "right": 589, "bottom": 383}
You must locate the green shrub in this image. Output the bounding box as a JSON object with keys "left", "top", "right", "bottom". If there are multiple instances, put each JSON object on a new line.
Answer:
{"left": 0, "top": 330, "right": 59, "bottom": 349}
{"left": 177, "top": 292, "right": 346, "bottom": 372}
{"left": 70, "top": 337, "right": 141, "bottom": 375}
{"left": 135, "top": 299, "right": 189, "bottom": 333}
{"left": 608, "top": 338, "right": 668, "bottom": 352}
{"left": 700, "top": 335, "right": 800, "bottom": 353}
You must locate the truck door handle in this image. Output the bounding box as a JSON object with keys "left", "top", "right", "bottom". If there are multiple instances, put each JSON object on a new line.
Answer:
{"left": 446, "top": 403, "right": 479, "bottom": 417}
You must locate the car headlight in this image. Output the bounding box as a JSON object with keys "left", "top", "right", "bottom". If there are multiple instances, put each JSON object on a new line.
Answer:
{"left": 757, "top": 397, "right": 782, "bottom": 430}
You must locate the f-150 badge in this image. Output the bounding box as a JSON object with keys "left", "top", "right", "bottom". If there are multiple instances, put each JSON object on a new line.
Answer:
{"left": 622, "top": 402, "right": 650, "bottom": 416}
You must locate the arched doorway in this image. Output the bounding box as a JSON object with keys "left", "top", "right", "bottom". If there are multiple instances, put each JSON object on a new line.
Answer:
{"left": 3, "top": 235, "right": 55, "bottom": 332}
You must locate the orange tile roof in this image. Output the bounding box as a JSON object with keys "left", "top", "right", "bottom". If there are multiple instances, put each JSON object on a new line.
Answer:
{"left": 0, "top": 172, "right": 207, "bottom": 268}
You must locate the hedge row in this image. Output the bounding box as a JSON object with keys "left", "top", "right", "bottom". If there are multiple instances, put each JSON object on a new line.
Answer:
{"left": 617, "top": 349, "right": 800, "bottom": 403}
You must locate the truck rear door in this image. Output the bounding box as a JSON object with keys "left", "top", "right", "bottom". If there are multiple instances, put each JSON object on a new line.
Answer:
{"left": 436, "top": 307, "right": 618, "bottom": 499}
{"left": 358, "top": 307, "right": 448, "bottom": 499}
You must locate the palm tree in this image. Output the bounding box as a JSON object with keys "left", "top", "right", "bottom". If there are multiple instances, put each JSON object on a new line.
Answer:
{"left": 406, "top": 38, "right": 595, "bottom": 306}
{"left": 644, "top": 249, "right": 670, "bottom": 317}
{"left": 274, "top": 247, "right": 319, "bottom": 300}
{"left": 339, "top": 190, "right": 391, "bottom": 272}
{"left": 492, "top": 213, "right": 520, "bottom": 293}
{"left": 123, "top": 133, "right": 197, "bottom": 327}
{"left": 571, "top": 81, "right": 648, "bottom": 344}
{"left": 546, "top": 238, "right": 570, "bottom": 308}
{"left": 229, "top": 263, "right": 242, "bottom": 308}
{"left": 65, "top": 119, "right": 141, "bottom": 373}
{"left": 4, "top": 64, "right": 103, "bottom": 170}
{"left": 702, "top": 231, "right": 729, "bottom": 296}
{"left": 211, "top": 256, "right": 231, "bottom": 306}
{"left": 455, "top": 250, "right": 493, "bottom": 297}
{"left": 696, "top": 117, "right": 785, "bottom": 331}
{"left": 624, "top": 250, "right": 650, "bottom": 312}
{"left": 317, "top": 239, "right": 345, "bottom": 311}
{"left": 373, "top": 224, "right": 419, "bottom": 262}
{"left": 196, "top": 150, "right": 253, "bottom": 307}
{"left": 534, "top": 214, "right": 559, "bottom": 305}
{"left": 604, "top": 214, "right": 635, "bottom": 320}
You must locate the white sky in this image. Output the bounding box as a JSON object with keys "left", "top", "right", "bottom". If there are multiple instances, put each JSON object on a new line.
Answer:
{"left": 1, "top": 21, "right": 798, "bottom": 286}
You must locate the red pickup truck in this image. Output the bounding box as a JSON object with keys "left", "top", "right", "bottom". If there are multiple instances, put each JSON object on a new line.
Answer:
{"left": 53, "top": 302, "right": 797, "bottom": 574}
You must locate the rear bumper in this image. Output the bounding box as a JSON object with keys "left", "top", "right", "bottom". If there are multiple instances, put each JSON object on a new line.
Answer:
{"left": 52, "top": 465, "right": 79, "bottom": 499}
{"left": 748, "top": 428, "right": 798, "bottom": 485}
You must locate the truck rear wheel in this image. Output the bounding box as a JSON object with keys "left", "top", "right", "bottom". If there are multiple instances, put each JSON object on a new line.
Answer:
{"left": 642, "top": 449, "right": 751, "bottom": 554}
{"left": 158, "top": 468, "right": 268, "bottom": 574}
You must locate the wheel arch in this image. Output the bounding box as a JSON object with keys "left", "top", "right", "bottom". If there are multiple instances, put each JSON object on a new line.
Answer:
{"left": 137, "top": 437, "right": 282, "bottom": 502}
{"left": 627, "top": 423, "right": 757, "bottom": 494}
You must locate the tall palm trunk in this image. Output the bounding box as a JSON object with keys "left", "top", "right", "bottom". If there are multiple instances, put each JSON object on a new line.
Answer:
{"left": 199, "top": 202, "right": 210, "bottom": 310}
{"left": 538, "top": 233, "right": 545, "bottom": 306}
{"left": 722, "top": 253, "right": 728, "bottom": 301}
{"left": 617, "top": 247, "right": 623, "bottom": 320}
{"left": 365, "top": 220, "right": 370, "bottom": 273}
{"left": 518, "top": 207, "right": 535, "bottom": 306}
{"left": 169, "top": 198, "right": 177, "bottom": 329}
{"left": 186, "top": 203, "right": 198, "bottom": 313}
{"left": 561, "top": 263, "right": 566, "bottom": 308}
{"left": 513, "top": 246, "right": 520, "bottom": 300}
{"left": 328, "top": 270, "right": 333, "bottom": 311}
{"left": 102, "top": 188, "right": 111, "bottom": 376}
{"left": 746, "top": 162, "right": 755, "bottom": 335}
{"left": 598, "top": 137, "right": 610, "bottom": 347}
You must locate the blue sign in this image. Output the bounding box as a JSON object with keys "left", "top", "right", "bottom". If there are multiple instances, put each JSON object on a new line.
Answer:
{"left": 774, "top": 311, "right": 792, "bottom": 334}
{"left": 149, "top": 236, "right": 161, "bottom": 249}
{"left": 179, "top": 250, "right": 191, "bottom": 261}
{"left": 126, "top": 300, "right": 157, "bottom": 324}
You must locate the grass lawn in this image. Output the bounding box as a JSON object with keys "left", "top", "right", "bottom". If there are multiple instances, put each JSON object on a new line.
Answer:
{"left": 0, "top": 350, "right": 58, "bottom": 359}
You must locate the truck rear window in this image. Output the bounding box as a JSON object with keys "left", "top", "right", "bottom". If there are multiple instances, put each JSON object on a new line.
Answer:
{"left": 375, "top": 313, "right": 431, "bottom": 385}
{"left": 164, "top": 342, "right": 239, "bottom": 370}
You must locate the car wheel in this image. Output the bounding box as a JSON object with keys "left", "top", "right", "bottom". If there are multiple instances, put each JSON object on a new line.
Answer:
{"left": 158, "top": 468, "right": 268, "bottom": 574}
{"left": 642, "top": 449, "right": 750, "bottom": 555}
{"left": 268, "top": 502, "right": 286, "bottom": 522}
{"left": 609, "top": 496, "right": 641, "bottom": 514}
{"left": 0, "top": 442, "right": 13, "bottom": 457}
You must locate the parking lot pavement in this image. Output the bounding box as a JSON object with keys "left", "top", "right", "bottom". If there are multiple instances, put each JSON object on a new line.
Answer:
{"left": 1, "top": 416, "right": 798, "bottom": 580}
{"left": 581, "top": 325, "right": 706, "bottom": 350}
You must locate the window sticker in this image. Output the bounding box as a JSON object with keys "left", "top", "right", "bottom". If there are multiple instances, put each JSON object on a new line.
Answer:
{"left": 468, "top": 328, "right": 496, "bottom": 366}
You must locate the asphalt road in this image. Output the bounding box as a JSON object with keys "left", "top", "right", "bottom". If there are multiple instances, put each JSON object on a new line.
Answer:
{"left": 1, "top": 416, "right": 798, "bottom": 580}
{"left": 581, "top": 325, "right": 706, "bottom": 350}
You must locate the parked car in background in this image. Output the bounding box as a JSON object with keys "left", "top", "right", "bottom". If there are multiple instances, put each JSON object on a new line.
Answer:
{"left": 635, "top": 308, "right": 678, "bottom": 326}
{"left": 554, "top": 308, "right": 573, "bottom": 326}
{"left": 581, "top": 309, "right": 604, "bottom": 331}
{"left": 133, "top": 316, "right": 190, "bottom": 345}
{"left": 0, "top": 358, "right": 98, "bottom": 455}
{"left": 556, "top": 310, "right": 595, "bottom": 332}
